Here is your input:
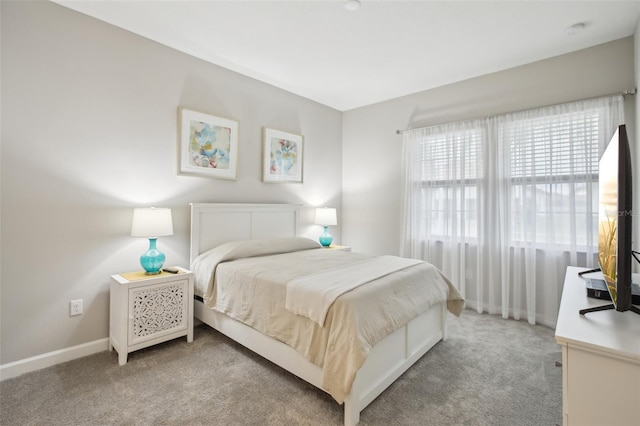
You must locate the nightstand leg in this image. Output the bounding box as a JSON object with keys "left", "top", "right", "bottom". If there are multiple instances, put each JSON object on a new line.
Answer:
{"left": 118, "top": 351, "right": 127, "bottom": 366}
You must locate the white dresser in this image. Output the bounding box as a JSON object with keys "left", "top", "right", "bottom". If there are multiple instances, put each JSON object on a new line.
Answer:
{"left": 555, "top": 266, "right": 640, "bottom": 426}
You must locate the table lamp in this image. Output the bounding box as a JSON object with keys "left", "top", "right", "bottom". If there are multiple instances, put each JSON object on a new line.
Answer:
{"left": 131, "top": 207, "right": 174, "bottom": 274}
{"left": 314, "top": 207, "right": 337, "bottom": 247}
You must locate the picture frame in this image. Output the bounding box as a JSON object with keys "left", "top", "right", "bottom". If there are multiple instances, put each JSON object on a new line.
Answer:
{"left": 262, "top": 127, "right": 304, "bottom": 183}
{"left": 179, "top": 108, "right": 239, "bottom": 180}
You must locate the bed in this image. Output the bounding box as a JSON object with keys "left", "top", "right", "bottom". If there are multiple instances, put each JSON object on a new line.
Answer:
{"left": 190, "top": 203, "right": 463, "bottom": 426}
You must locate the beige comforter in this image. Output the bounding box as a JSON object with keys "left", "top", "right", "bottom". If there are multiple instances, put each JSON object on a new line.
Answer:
{"left": 192, "top": 238, "right": 464, "bottom": 403}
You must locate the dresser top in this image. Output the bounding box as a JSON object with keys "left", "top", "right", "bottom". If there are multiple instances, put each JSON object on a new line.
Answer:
{"left": 555, "top": 266, "right": 640, "bottom": 362}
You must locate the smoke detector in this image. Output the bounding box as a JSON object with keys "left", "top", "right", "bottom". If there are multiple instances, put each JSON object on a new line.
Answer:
{"left": 345, "top": 0, "right": 361, "bottom": 12}
{"left": 566, "top": 22, "right": 586, "bottom": 36}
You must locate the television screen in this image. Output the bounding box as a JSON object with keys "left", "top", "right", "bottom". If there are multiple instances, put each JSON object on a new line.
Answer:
{"left": 581, "top": 125, "right": 637, "bottom": 316}
{"left": 597, "top": 130, "right": 621, "bottom": 307}
{"left": 597, "top": 124, "right": 634, "bottom": 312}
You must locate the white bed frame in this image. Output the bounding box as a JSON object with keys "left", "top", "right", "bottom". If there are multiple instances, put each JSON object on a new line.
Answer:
{"left": 190, "top": 203, "right": 448, "bottom": 426}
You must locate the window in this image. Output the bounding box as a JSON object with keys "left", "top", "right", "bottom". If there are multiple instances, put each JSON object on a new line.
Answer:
{"left": 415, "top": 125, "right": 483, "bottom": 240}
{"left": 401, "top": 95, "right": 624, "bottom": 325}
{"left": 502, "top": 110, "right": 600, "bottom": 247}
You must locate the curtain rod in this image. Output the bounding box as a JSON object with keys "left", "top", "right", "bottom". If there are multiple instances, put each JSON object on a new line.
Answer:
{"left": 395, "top": 88, "right": 637, "bottom": 135}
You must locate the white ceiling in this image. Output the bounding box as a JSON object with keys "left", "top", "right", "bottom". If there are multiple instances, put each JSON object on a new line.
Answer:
{"left": 53, "top": 0, "right": 640, "bottom": 111}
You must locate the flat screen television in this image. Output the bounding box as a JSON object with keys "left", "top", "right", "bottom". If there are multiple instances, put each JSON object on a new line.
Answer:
{"left": 580, "top": 124, "right": 639, "bottom": 316}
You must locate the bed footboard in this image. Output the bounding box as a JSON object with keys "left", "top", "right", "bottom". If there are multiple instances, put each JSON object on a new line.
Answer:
{"left": 195, "top": 300, "right": 447, "bottom": 426}
{"left": 344, "top": 302, "right": 446, "bottom": 425}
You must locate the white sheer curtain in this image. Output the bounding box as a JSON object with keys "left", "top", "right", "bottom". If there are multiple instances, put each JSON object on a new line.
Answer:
{"left": 401, "top": 96, "right": 624, "bottom": 326}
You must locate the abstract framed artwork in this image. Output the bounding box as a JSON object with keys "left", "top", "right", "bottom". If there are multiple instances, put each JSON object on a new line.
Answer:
{"left": 262, "top": 127, "right": 303, "bottom": 183}
{"left": 179, "top": 108, "right": 239, "bottom": 180}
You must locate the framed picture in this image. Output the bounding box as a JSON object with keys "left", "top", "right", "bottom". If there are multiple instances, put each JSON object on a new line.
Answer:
{"left": 263, "top": 127, "right": 303, "bottom": 183}
{"left": 179, "top": 108, "right": 239, "bottom": 180}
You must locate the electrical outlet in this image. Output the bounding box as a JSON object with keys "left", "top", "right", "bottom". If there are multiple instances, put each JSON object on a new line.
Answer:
{"left": 70, "top": 299, "right": 83, "bottom": 316}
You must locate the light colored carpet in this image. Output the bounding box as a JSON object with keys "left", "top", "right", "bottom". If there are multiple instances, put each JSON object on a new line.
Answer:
{"left": 0, "top": 309, "right": 562, "bottom": 425}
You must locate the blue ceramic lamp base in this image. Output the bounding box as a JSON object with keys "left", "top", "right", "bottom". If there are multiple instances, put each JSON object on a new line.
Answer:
{"left": 319, "top": 226, "right": 333, "bottom": 247}
{"left": 140, "top": 238, "right": 165, "bottom": 275}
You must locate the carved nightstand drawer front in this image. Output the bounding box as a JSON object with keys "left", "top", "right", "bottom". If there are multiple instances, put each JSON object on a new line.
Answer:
{"left": 128, "top": 279, "right": 189, "bottom": 346}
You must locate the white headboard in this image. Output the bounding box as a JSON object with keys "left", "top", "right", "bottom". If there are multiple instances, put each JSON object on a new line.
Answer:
{"left": 189, "top": 203, "right": 300, "bottom": 265}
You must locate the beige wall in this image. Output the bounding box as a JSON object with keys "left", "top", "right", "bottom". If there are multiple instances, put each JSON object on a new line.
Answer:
{"left": 0, "top": 1, "right": 342, "bottom": 364}
{"left": 342, "top": 37, "right": 637, "bottom": 257}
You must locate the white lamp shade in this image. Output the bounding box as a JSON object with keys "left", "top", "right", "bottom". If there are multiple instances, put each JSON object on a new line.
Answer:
{"left": 314, "top": 207, "right": 337, "bottom": 226}
{"left": 131, "top": 207, "right": 174, "bottom": 238}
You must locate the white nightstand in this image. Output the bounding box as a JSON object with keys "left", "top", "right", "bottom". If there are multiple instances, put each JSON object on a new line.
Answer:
{"left": 324, "top": 245, "right": 351, "bottom": 252}
{"left": 109, "top": 267, "right": 194, "bottom": 365}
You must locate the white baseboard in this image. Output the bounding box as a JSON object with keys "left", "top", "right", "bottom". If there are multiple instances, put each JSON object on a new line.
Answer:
{"left": 0, "top": 338, "right": 109, "bottom": 381}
